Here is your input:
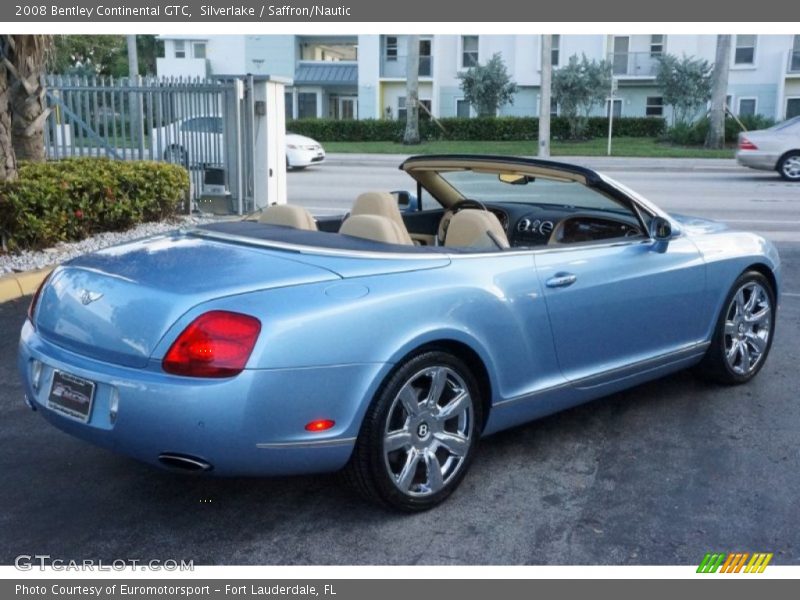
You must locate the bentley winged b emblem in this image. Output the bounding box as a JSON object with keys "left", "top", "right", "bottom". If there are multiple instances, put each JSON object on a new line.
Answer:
{"left": 79, "top": 290, "right": 103, "bottom": 305}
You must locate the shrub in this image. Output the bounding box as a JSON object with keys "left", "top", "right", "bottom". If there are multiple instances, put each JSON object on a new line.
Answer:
{"left": 287, "top": 116, "right": 666, "bottom": 143}
{"left": 0, "top": 158, "right": 189, "bottom": 252}
{"left": 664, "top": 114, "right": 776, "bottom": 146}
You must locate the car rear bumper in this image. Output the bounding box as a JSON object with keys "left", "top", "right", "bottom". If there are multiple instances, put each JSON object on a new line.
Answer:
{"left": 18, "top": 320, "right": 387, "bottom": 477}
{"left": 736, "top": 150, "right": 778, "bottom": 171}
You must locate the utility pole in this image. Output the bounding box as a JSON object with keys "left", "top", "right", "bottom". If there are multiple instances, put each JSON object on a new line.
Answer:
{"left": 607, "top": 76, "right": 617, "bottom": 156}
{"left": 127, "top": 35, "right": 145, "bottom": 158}
{"left": 706, "top": 35, "right": 732, "bottom": 149}
{"left": 538, "top": 35, "right": 552, "bottom": 158}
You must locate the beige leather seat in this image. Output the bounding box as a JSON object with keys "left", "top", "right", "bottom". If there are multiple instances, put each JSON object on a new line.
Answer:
{"left": 350, "top": 192, "right": 414, "bottom": 245}
{"left": 258, "top": 205, "right": 318, "bottom": 231}
{"left": 444, "top": 209, "right": 510, "bottom": 249}
{"left": 339, "top": 214, "right": 413, "bottom": 246}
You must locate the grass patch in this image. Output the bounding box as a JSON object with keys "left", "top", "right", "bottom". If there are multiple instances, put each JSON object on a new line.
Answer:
{"left": 324, "top": 137, "right": 735, "bottom": 159}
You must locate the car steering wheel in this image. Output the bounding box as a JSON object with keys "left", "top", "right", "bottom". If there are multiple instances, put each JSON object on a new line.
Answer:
{"left": 437, "top": 199, "right": 489, "bottom": 245}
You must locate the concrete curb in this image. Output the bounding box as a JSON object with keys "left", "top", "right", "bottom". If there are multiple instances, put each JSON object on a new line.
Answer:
{"left": 0, "top": 267, "right": 54, "bottom": 304}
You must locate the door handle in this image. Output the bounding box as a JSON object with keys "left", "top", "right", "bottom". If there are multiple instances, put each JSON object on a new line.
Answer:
{"left": 546, "top": 273, "right": 577, "bottom": 288}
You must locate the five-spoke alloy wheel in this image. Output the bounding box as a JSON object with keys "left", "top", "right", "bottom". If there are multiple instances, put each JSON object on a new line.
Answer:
{"left": 345, "top": 351, "right": 482, "bottom": 511}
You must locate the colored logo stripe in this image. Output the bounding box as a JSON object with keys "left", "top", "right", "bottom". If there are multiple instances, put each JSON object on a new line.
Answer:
{"left": 697, "top": 552, "right": 773, "bottom": 573}
{"left": 745, "top": 553, "right": 773, "bottom": 573}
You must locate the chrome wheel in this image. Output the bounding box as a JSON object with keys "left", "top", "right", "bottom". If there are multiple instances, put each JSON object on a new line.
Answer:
{"left": 383, "top": 366, "right": 474, "bottom": 497}
{"left": 781, "top": 154, "right": 800, "bottom": 181}
{"left": 723, "top": 281, "right": 772, "bottom": 376}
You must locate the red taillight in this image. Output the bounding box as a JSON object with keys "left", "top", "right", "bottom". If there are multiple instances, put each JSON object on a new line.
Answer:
{"left": 28, "top": 272, "right": 53, "bottom": 327}
{"left": 739, "top": 137, "right": 758, "bottom": 150}
{"left": 162, "top": 311, "right": 261, "bottom": 378}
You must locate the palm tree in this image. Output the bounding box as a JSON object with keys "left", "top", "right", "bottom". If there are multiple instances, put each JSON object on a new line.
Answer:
{"left": 0, "top": 37, "right": 17, "bottom": 181}
{"left": 403, "top": 35, "right": 420, "bottom": 145}
{"left": 2, "top": 35, "right": 53, "bottom": 162}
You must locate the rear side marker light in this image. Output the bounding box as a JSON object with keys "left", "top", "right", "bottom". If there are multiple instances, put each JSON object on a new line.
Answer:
{"left": 305, "top": 420, "right": 335, "bottom": 432}
{"left": 162, "top": 311, "right": 261, "bottom": 378}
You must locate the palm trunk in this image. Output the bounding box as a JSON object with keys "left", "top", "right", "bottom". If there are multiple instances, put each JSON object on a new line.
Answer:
{"left": 3, "top": 35, "right": 52, "bottom": 162}
{"left": 706, "top": 35, "right": 731, "bottom": 149}
{"left": 403, "top": 35, "right": 420, "bottom": 145}
{"left": 0, "top": 41, "right": 17, "bottom": 181}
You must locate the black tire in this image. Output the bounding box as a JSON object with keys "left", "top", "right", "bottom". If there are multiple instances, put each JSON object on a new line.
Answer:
{"left": 343, "top": 350, "right": 483, "bottom": 512}
{"left": 696, "top": 270, "right": 776, "bottom": 385}
{"left": 778, "top": 151, "right": 800, "bottom": 182}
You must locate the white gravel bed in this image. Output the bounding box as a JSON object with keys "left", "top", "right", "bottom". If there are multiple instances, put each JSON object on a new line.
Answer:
{"left": 1, "top": 215, "right": 216, "bottom": 275}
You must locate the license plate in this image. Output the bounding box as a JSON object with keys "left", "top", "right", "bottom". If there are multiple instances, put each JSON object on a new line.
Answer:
{"left": 48, "top": 371, "right": 96, "bottom": 423}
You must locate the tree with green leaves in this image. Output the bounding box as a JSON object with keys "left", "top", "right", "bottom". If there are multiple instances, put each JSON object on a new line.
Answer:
{"left": 51, "top": 35, "right": 161, "bottom": 77}
{"left": 551, "top": 54, "right": 611, "bottom": 139}
{"left": 655, "top": 53, "right": 713, "bottom": 127}
{"left": 457, "top": 52, "right": 518, "bottom": 117}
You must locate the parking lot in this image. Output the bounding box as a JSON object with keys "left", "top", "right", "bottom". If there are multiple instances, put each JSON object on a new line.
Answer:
{"left": 1, "top": 161, "right": 799, "bottom": 565}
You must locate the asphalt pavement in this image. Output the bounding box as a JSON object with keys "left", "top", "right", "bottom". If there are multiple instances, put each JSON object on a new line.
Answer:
{"left": 1, "top": 240, "right": 798, "bottom": 565}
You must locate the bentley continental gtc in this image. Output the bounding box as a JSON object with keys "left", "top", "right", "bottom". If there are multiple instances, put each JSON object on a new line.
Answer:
{"left": 19, "top": 155, "right": 780, "bottom": 511}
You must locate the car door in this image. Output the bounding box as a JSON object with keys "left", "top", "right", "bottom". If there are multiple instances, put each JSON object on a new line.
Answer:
{"left": 534, "top": 234, "right": 707, "bottom": 384}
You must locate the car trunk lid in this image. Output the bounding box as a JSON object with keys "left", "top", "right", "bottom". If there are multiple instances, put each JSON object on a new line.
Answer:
{"left": 34, "top": 233, "right": 340, "bottom": 368}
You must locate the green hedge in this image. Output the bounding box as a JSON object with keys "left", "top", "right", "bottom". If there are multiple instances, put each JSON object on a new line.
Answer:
{"left": 288, "top": 116, "right": 667, "bottom": 142}
{"left": 0, "top": 158, "right": 189, "bottom": 252}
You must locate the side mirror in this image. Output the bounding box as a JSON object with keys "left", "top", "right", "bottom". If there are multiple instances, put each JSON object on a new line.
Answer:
{"left": 649, "top": 216, "right": 676, "bottom": 252}
{"left": 391, "top": 190, "right": 419, "bottom": 213}
{"left": 649, "top": 216, "right": 673, "bottom": 241}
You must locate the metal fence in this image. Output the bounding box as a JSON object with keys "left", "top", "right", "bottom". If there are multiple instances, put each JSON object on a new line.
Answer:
{"left": 44, "top": 75, "right": 248, "bottom": 209}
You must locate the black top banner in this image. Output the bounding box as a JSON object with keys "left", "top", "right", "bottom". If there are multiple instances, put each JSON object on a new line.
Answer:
{"left": 3, "top": 0, "right": 798, "bottom": 22}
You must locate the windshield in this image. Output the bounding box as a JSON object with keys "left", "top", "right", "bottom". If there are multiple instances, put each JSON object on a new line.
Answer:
{"left": 439, "top": 169, "right": 630, "bottom": 213}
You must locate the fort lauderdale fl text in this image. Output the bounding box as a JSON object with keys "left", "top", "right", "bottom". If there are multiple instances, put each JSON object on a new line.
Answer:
{"left": 39, "top": 4, "right": 352, "bottom": 18}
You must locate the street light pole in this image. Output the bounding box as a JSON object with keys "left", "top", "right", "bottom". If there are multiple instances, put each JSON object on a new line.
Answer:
{"left": 539, "top": 35, "right": 552, "bottom": 158}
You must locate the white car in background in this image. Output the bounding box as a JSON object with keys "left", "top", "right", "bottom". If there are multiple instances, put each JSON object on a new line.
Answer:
{"left": 152, "top": 116, "right": 325, "bottom": 170}
{"left": 736, "top": 116, "right": 800, "bottom": 181}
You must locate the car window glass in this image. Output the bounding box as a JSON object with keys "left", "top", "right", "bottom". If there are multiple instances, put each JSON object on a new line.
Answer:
{"left": 439, "top": 170, "right": 634, "bottom": 217}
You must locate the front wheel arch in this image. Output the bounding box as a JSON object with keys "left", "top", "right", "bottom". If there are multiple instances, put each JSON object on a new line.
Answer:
{"left": 382, "top": 338, "right": 494, "bottom": 432}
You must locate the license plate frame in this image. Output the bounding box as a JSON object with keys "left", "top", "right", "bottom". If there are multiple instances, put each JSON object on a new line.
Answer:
{"left": 48, "top": 370, "right": 96, "bottom": 423}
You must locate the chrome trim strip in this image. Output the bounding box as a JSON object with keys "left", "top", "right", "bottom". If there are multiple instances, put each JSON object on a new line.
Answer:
{"left": 493, "top": 341, "right": 711, "bottom": 409}
{"left": 256, "top": 437, "right": 357, "bottom": 450}
{"left": 185, "top": 228, "right": 451, "bottom": 261}
{"left": 185, "top": 227, "right": 654, "bottom": 260}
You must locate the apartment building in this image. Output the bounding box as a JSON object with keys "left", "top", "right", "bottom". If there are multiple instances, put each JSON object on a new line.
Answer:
{"left": 156, "top": 34, "right": 800, "bottom": 122}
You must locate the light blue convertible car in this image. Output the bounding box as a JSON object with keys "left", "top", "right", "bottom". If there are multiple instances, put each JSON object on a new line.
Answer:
{"left": 18, "top": 155, "right": 780, "bottom": 511}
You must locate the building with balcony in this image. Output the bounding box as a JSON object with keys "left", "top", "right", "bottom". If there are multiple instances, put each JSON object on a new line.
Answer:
{"left": 156, "top": 34, "right": 359, "bottom": 120}
{"left": 157, "top": 34, "right": 800, "bottom": 123}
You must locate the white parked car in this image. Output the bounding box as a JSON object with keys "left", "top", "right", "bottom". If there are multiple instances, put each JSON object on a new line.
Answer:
{"left": 151, "top": 116, "right": 325, "bottom": 170}
{"left": 736, "top": 116, "right": 800, "bottom": 182}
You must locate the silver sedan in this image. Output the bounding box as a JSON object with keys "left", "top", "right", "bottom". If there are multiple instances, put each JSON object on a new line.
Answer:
{"left": 736, "top": 116, "right": 800, "bottom": 182}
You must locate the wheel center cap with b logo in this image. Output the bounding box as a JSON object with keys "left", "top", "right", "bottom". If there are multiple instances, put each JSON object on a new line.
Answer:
{"left": 416, "top": 422, "right": 430, "bottom": 439}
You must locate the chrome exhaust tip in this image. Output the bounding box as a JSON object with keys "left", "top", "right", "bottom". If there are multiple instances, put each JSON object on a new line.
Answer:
{"left": 158, "top": 453, "right": 213, "bottom": 473}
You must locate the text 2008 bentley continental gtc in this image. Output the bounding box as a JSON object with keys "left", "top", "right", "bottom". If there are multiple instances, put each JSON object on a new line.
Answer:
{"left": 19, "top": 155, "right": 780, "bottom": 511}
